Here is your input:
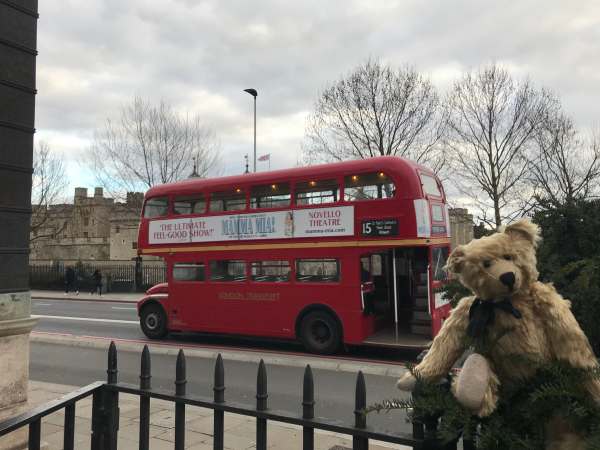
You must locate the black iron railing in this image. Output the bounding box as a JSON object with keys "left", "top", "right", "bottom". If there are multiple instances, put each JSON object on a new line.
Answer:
{"left": 0, "top": 342, "right": 475, "bottom": 449}
{"left": 29, "top": 261, "right": 167, "bottom": 292}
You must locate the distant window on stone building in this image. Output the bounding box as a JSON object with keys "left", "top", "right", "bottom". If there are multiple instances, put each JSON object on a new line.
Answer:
{"left": 84, "top": 232, "right": 88, "bottom": 238}
{"left": 115, "top": 225, "right": 120, "bottom": 233}
{"left": 84, "top": 218, "right": 89, "bottom": 226}
{"left": 132, "top": 241, "right": 137, "bottom": 249}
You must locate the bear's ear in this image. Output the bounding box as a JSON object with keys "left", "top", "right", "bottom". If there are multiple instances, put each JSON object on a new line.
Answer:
{"left": 503, "top": 219, "right": 541, "bottom": 248}
{"left": 446, "top": 246, "right": 466, "bottom": 274}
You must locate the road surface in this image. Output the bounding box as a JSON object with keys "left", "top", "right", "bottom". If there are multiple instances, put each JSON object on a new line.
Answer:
{"left": 29, "top": 297, "right": 416, "bottom": 435}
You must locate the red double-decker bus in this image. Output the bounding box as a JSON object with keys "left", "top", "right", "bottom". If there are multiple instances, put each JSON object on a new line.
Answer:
{"left": 136, "top": 156, "right": 452, "bottom": 353}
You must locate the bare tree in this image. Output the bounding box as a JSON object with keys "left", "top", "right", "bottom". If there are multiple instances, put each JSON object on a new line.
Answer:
{"left": 303, "top": 60, "right": 446, "bottom": 172}
{"left": 30, "top": 141, "right": 68, "bottom": 241}
{"left": 88, "top": 97, "right": 220, "bottom": 198}
{"left": 445, "top": 64, "right": 552, "bottom": 228}
{"left": 528, "top": 111, "right": 600, "bottom": 208}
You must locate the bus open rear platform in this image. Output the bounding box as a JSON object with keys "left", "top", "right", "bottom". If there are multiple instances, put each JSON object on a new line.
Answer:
{"left": 362, "top": 328, "right": 431, "bottom": 349}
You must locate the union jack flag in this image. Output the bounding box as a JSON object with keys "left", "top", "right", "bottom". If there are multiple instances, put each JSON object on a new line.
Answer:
{"left": 258, "top": 154, "right": 270, "bottom": 161}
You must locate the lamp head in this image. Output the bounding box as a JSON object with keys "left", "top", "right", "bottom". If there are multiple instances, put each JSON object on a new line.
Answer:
{"left": 243, "top": 88, "right": 258, "bottom": 97}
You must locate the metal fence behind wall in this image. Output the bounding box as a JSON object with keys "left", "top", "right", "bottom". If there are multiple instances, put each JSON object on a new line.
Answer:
{"left": 29, "top": 261, "right": 166, "bottom": 292}
{"left": 0, "top": 342, "right": 475, "bottom": 450}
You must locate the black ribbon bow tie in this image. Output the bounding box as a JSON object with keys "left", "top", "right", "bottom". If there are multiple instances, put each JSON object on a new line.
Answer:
{"left": 467, "top": 297, "right": 522, "bottom": 338}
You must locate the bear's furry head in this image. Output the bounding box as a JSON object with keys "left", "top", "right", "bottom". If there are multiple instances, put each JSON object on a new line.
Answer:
{"left": 446, "top": 219, "right": 541, "bottom": 300}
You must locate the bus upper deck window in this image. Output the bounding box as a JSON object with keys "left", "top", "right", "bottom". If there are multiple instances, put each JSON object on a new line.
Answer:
{"left": 173, "top": 194, "right": 206, "bottom": 215}
{"left": 209, "top": 190, "right": 246, "bottom": 212}
{"left": 420, "top": 174, "right": 442, "bottom": 197}
{"left": 251, "top": 183, "right": 291, "bottom": 209}
{"left": 431, "top": 204, "right": 444, "bottom": 222}
{"left": 295, "top": 179, "right": 339, "bottom": 206}
{"left": 344, "top": 172, "right": 395, "bottom": 201}
{"left": 143, "top": 197, "right": 169, "bottom": 218}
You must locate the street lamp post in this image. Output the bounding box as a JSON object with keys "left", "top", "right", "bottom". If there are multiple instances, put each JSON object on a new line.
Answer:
{"left": 243, "top": 88, "right": 257, "bottom": 172}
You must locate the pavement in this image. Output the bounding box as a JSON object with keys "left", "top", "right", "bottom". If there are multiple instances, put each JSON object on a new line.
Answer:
{"left": 31, "top": 290, "right": 142, "bottom": 303}
{"left": 17, "top": 380, "right": 411, "bottom": 450}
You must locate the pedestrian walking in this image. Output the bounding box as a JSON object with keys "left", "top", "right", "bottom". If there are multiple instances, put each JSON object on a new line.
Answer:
{"left": 91, "top": 269, "right": 102, "bottom": 296}
{"left": 64, "top": 266, "right": 79, "bottom": 295}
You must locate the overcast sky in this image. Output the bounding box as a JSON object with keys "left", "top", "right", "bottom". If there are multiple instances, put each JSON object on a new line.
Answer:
{"left": 36, "top": 0, "right": 600, "bottom": 200}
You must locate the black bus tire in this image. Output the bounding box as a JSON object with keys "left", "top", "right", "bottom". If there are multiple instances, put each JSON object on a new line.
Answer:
{"left": 140, "top": 303, "right": 168, "bottom": 339}
{"left": 299, "top": 311, "right": 341, "bottom": 355}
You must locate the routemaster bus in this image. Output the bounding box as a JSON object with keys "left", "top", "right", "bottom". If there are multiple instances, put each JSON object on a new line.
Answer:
{"left": 136, "top": 156, "right": 452, "bottom": 354}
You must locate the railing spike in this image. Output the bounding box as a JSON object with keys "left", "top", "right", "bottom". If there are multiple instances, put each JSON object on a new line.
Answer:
{"left": 214, "top": 353, "right": 225, "bottom": 403}
{"left": 175, "top": 349, "right": 186, "bottom": 396}
{"left": 107, "top": 341, "right": 117, "bottom": 384}
{"left": 140, "top": 345, "right": 151, "bottom": 390}
{"left": 302, "top": 365, "right": 314, "bottom": 420}
{"left": 256, "top": 359, "right": 268, "bottom": 411}
{"left": 354, "top": 371, "right": 366, "bottom": 429}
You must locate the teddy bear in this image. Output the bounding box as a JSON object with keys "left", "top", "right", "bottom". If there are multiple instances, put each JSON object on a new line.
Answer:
{"left": 396, "top": 219, "right": 600, "bottom": 449}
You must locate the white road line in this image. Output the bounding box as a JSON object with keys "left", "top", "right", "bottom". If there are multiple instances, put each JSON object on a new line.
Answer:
{"left": 35, "top": 303, "right": 53, "bottom": 306}
{"left": 32, "top": 315, "right": 139, "bottom": 325}
{"left": 111, "top": 307, "right": 137, "bottom": 310}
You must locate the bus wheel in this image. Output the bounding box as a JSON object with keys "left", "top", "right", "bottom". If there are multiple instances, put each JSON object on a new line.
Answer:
{"left": 140, "top": 304, "right": 168, "bottom": 339}
{"left": 300, "top": 311, "right": 341, "bottom": 354}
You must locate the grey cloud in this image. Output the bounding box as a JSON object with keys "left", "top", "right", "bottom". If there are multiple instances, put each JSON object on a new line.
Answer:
{"left": 36, "top": 0, "right": 600, "bottom": 175}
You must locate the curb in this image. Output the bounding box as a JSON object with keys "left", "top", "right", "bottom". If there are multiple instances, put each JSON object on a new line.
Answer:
{"left": 30, "top": 332, "right": 409, "bottom": 378}
{"left": 31, "top": 296, "right": 139, "bottom": 304}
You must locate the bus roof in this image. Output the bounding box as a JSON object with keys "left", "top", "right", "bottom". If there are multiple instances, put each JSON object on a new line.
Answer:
{"left": 145, "top": 156, "right": 436, "bottom": 198}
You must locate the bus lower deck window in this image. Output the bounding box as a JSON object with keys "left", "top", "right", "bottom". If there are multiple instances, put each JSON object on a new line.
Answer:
{"left": 296, "top": 259, "right": 340, "bottom": 282}
{"left": 143, "top": 197, "right": 169, "bottom": 218}
{"left": 210, "top": 260, "right": 246, "bottom": 281}
{"left": 173, "top": 263, "right": 205, "bottom": 281}
{"left": 344, "top": 172, "right": 395, "bottom": 201}
{"left": 174, "top": 194, "right": 206, "bottom": 215}
{"left": 251, "top": 260, "right": 290, "bottom": 282}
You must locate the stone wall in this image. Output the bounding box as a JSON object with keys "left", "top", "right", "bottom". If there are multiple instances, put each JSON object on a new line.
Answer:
{"left": 31, "top": 187, "right": 142, "bottom": 261}
{"left": 449, "top": 207, "right": 474, "bottom": 248}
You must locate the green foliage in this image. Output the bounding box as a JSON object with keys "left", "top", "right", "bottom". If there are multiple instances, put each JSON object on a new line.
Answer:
{"left": 439, "top": 278, "right": 471, "bottom": 308}
{"left": 366, "top": 360, "right": 600, "bottom": 449}
{"left": 534, "top": 199, "right": 600, "bottom": 355}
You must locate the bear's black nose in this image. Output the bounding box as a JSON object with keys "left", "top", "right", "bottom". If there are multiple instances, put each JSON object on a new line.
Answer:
{"left": 500, "top": 272, "right": 516, "bottom": 289}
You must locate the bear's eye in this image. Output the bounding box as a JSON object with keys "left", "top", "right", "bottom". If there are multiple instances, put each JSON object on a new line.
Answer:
{"left": 503, "top": 254, "right": 512, "bottom": 260}
{"left": 483, "top": 260, "right": 492, "bottom": 268}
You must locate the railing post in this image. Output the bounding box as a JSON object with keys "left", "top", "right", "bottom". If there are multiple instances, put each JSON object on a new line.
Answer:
{"left": 91, "top": 389, "right": 104, "bottom": 450}
{"left": 256, "top": 360, "right": 268, "bottom": 450}
{"left": 64, "top": 403, "right": 76, "bottom": 450}
{"left": 213, "top": 354, "right": 225, "bottom": 450}
{"left": 105, "top": 341, "right": 120, "bottom": 450}
{"left": 175, "top": 349, "right": 187, "bottom": 450}
{"left": 28, "top": 418, "right": 41, "bottom": 450}
{"left": 139, "top": 345, "right": 151, "bottom": 450}
{"left": 352, "top": 371, "right": 368, "bottom": 450}
{"left": 302, "top": 365, "right": 315, "bottom": 450}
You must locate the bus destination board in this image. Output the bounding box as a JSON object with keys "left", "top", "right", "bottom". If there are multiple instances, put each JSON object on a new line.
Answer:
{"left": 361, "top": 218, "right": 399, "bottom": 237}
